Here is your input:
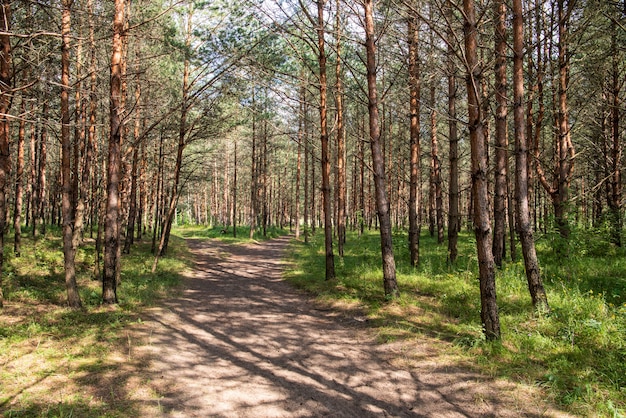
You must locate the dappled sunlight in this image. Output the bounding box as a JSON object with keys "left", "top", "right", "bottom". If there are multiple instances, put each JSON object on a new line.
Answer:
{"left": 133, "top": 236, "right": 569, "bottom": 417}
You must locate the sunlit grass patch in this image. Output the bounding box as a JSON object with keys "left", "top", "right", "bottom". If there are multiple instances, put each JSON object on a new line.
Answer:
{"left": 0, "top": 227, "right": 189, "bottom": 417}
{"left": 285, "top": 228, "right": 626, "bottom": 416}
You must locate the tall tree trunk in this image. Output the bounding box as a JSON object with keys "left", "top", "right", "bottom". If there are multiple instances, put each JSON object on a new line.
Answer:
{"left": 303, "top": 100, "right": 309, "bottom": 243}
{"left": 608, "top": 19, "right": 621, "bottom": 246}
{"left": 335, "top": 0, "right": 346, "bottom": 257}
{"left": 232, "top": 140, "right": 237, "bottom": 237}
{"left": 249, "top": 89, "right": 257, "bottom": 239}
{"left": 430, "top": 81, "right": 443, "bottom": 244}
{"left": 447, "top": 0, "right": 459, "bottom": 263}
{"left": 61, "top": 0, "right": 82, "bottom": 308}
{"left": 363, "top": 0, "right": 398, "bottom": 298}
{"left": 13, "top": 97, "right": 25, "bottom": 257}
{"left": 463, "top": 0, "right": 500, "bottom": 340}
{"left": 492, "top": 0, "right": 508, "bottom": 267}
{"left": 103, "top": 0, "right": 125, "bottom": 304}
{"left": 512, "top": 0, "right": 549, "bottom": 313}
{"left": 0, "top": 0, "right": 11, "bottom": 309}
{"left": 316, "top": 0, "right": 335, "bottom": 280}
{"left": 295, "top": 83, "right": 304, "bottom": 240}
{"left": 408, "top": 13, "right": 421, "bottom": 267}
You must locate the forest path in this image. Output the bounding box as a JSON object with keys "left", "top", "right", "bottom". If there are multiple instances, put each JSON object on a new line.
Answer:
{"left": 134, "top": 235, "right": 569, "bottom": 417}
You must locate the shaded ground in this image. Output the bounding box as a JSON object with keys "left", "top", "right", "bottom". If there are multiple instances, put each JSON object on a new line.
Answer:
{"left": 132, "top": 235, "right": 572, "bottom": 417}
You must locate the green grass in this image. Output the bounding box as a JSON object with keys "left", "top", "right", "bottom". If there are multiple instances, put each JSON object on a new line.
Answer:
{"left": 175, "top": 224, "right": 290, "bottom": 243}
{"left": 285, "top": 228, "right": 626, "bottom": 417}
{"left": 0, "top": 227, "right": 190, "bottom": 417}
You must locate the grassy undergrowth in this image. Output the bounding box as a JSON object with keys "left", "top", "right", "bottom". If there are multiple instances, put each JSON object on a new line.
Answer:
{"left": 285, "top": 229, "right": 626, "bottom": 417}
{"left": 0, "top": 227, "right": 190, "bottom": 417}
{"left": 175, "top": 224, "right": 290, "bottom": 243}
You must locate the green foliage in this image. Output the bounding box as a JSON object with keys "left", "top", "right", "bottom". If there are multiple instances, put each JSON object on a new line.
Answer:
{"left": 0, "top": 230, "right": 189, "bottom": 417}
{"left": 174, "top": 224, "right": 290, "bottom": 243}
{"left": 285, "top": 229, "right": 626, "bottom": 416}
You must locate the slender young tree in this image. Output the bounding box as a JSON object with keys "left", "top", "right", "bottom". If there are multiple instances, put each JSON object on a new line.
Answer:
{"left": 103, "top": 0, "right": 126, "bottom": 304}
{"left": 408, "top": 11, "right": 421, "bottom": 267}
{"left": 512, "top": 0, "right": 549, "bottom": 313}
{"left": 316, "top": 0, "right": 335, "bottom": 280}
{"left": 0, "top": 0, "right": 11, "bottom": 309}
{"left": 492, "top": 0, "right": 508, "bottom": 267}
{"left": 463, "top": 0, "right": 500, "bottom": 339}
{"left": 14, "top": 97, "right": 25, "bottom": 257}
{"left": 363, "top": 0, "right": 398, "bottom": 298}
{"left": 335, "top": 0, "right": 347, "bottom": 257}
{"left": 446, "top": 0, "right": 460, "bottom": 263}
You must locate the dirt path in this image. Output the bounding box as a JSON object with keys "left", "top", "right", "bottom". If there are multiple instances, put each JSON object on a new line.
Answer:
{"left": 133, "top": 236, "right": 571, "bottom": 417}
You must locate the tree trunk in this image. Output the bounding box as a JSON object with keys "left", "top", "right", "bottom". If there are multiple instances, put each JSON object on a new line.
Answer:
{"left": 408, "top": 13, "right": 421, "bottom": 267}
{"left": 608, "top": 19, "right": 621, "bottom": 246}
{"left": 463, "top": 0, "right": 500, "bottom": 340}
{"left": 295, "top": 83, "right": 304, "bottom": 240}
{"left": 13, "top": 97, "right": 25, "bottom": 257}
{"left": 335, "top": 0, "right": 346, "bottom": 257}
{"left": 61, "top": 0, "right": 82, "bottom": 308}
{"left": 447, "top": 0, "right": 459, "bottom": 263}
{"left": 363, "top": 0, "right": 398, "bottom": 298}
{"left": 0, "top": 0, "right": 11, "bottom": 309}
{"left": 316, "top": 0, "right": 335, "bottom": 280}
{"left": 103, "top": 0, "right": 125, "bottom": 304}
{"left": 512, "top": 0, "right": 549, "bottom": 313}
{"left": 492, "top": 0, "right": 508, "bottom": 268}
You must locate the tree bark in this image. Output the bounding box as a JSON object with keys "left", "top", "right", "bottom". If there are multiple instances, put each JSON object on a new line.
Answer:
{"left": 492, "top": 0, "right": 508, "bottom": 268}
{"left": 363, "top": 0, "right": 398, "bottom": 298}
{"left": 103, "top": 0, "right": 125, "bottom": 304}
{"left": 13, "top": 96, "right": 25, "bottom": 257}
{"left": 512, "top": 0, "right": 549, "bottom": 313}
{"left": 316, "top": 0, "right": 335, "bottom": 280}
{"left": 0, "top": 0, "right": 11, "bottom": 309}
{"left": 335, "top": 0, "right": 346, "bottom": 257}
{"left": 447, "top": 0, "right": 459, "bottom": 263}
{"left": 408, "top": 13, "right": 421, "bottom": 267}
{"left": 463, "top": 0, "right": 500, "bottom": 340}
{"left": 61, "top": 0, "right": 82, "bottom": 308}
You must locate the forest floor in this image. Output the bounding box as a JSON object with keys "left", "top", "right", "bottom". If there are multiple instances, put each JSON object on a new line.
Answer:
{"left": 124, "top": 235, "right": 575, "bottom": 417}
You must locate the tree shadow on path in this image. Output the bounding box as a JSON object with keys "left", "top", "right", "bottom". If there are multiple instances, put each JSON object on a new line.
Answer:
{"left": 136, "top": 236, "right": 569, "bottom": 417}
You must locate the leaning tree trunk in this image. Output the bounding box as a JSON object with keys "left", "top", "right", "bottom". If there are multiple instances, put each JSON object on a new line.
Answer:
{"left": 463, "top": 0, "right": 500, "bottom": 340}
{"left": 512, "top": 0, "right": 549, "bottom": 313}
{"left": 364, "top": 0, "right": 398, "bottom": 298}
{"left": 0, "top": 0, "right": 11, "bottom": 309}
{"left": 61, "top": 0, "right": 82, "bottom": 308}
{"left": 408, "top": 13, "right": 421, "bottom": 267}
{"left": 316, "top": 0, "right": 335, "bottom": 280}
{"left": 103, "top": 0, "right": 125, "bottom": 304}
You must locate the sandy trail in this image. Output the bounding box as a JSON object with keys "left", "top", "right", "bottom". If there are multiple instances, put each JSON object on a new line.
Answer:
{"left": 134, "top": 235, "right": 569, "bottom": 417}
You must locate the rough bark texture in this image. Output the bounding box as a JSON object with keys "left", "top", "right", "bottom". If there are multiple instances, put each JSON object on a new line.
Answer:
{"left": 608, "top": 20, "right": 621, "bottom": 246}
{"left": 103, "top": 0, "right": 125, "bottom": 304}
{"left": 512, "top": 0, "right": 549, "bottom": 313}
{"left": 316, "top": 0, "right": 335, "bottom": 280}
{"left": 447, "top": 0, "right": 459, "bottom": 264}
{"left": 295, "top": 84, "right": 304, "bottom": 240}
{"left": 364, "top": 0, "right": 398, "bottom": 298}
{"left": 335, "top": 0, "right": 346, "bottom": 257}
{"left": 61, "top": 0, "right": 82, "bottom": 308}
{"left": 492, "top": 0, "right": 508, "bottom": 267}
{"left": 408, "top": 14, "right": 421, "bottom": 267}
{"left": 0, "top": 0, "right": 11, "bottom": 309}
{"left": 13, "top": 98, "right": 25, "bottom": 257}
{"left": 463, "top": 0, "right": 500, "bottom": 340}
